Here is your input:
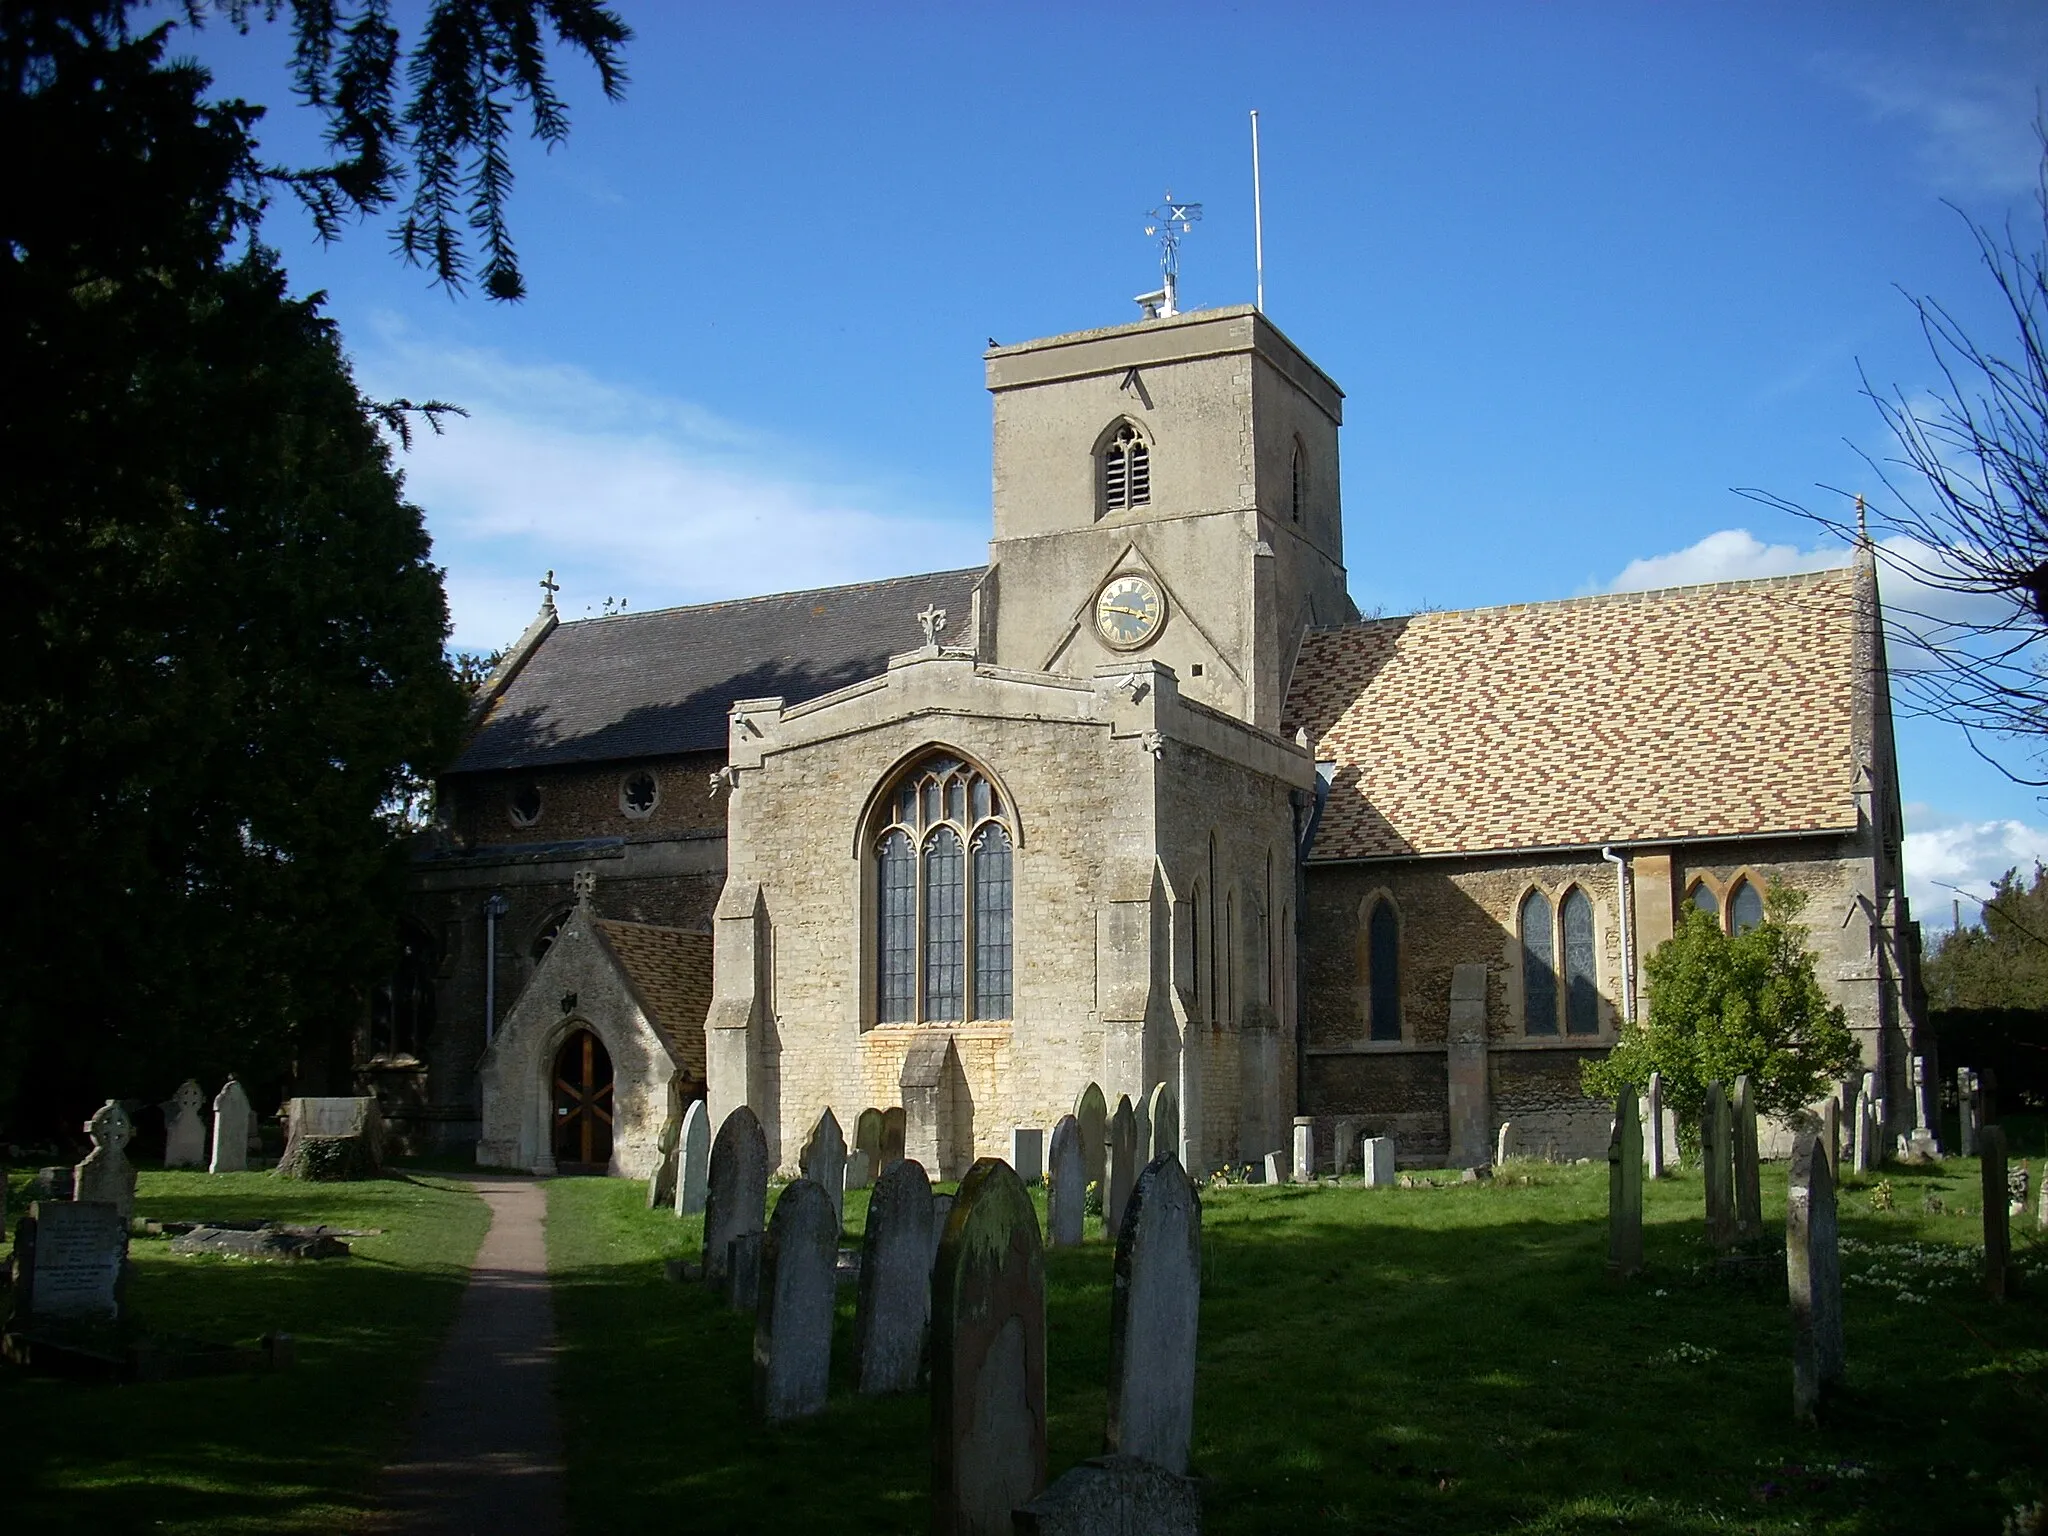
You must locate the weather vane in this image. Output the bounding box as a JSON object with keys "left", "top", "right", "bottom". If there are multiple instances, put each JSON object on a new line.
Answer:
{"left": 1137, "top": 190, "right": 1202, "bottom": 319}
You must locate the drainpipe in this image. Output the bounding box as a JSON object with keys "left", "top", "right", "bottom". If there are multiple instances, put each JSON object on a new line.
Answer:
{"left": 483, "top": 892, "right": 510, "bottom": 1046}
{"left": 1601, "top": 847, "right": 1635, "bottom": 1026}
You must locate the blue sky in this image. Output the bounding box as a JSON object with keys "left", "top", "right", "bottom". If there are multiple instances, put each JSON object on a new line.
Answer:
{"left": 173, "top": 1, "right": 2048, "bottom": 927}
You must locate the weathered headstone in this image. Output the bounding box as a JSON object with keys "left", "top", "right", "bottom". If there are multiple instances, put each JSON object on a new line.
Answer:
{"left": 1333, "top": 1115, "right": 1363, "bottom": 1175}
{"left": 854, "top": 1157, "right": 934, "bottom": 1395}
{"left": 1107, "top": 1097, "right": 1138, "bottom": 1236}
{"left": 1046, "top": 1115, "right": 1085, "bottom": 1248}
{"left": 1702, "top": 1081, "right": 1735, "bottom": 1252}
{"left": 1852, "top": 1071, "right": 1874, "bottom": 1176}
{"left": 1133, "top": 1098, "right": 1151, "bottom": 1179}
{"left": 209, "top": 1078, "right": 253, "bottom": 1174}
{"left": 881, "top": 1105, "right": 907, "bottom": 1171}
{"left": 1361, "top": 1136, "right": 1396, "bottom": 1188}
{"left": 674, "top": 1099, "right": 710, "bottom": 1217}
{"left": 1291, "top": 1117, "right": 1314, "bottom": 1182}
{"left": 1822, "top": 1095, "right": 1841, "bottom": 1182}
{"left": 1646, "top": 1070, "right": 1667, "bottom": 1178}
{"left": 12, "top": 1201, "right": 127, "bottom": 1320}
{"left": 646, "top": 1088, "right": 683, "bottom": 1210}
{"left": 855, "top": 1106, "right": 885, "bottom": 1184}
{"left": 1495, "top": 1121, "right": 1514, "bottom": 1165}
{"left": 1607, "top": 1086, "right": 1643, "bottom": 1277}
{"left": 1958, "top": 1066, "right": 1979, "bottom": 1156}
{"left": 931, "top": 1158, "right": 1046, "bottom": 1535}
{"left": 1786, "top": 1131, "right": 1844, "bottom": 1423}
{"left": 1733, "top": 1075, "right": 1763, "bottom": 1245}
{"left": 929, "top": 1192, "right": 957, "bottom": 1275}
{"left": 277, "top": 1096, "right": 383, "bottom": 1181}
{"left": 1011, "top": 1127, "right": 1045, "bottom": 1183}
{"left": 844, "top": 1149, "right": 872, "bottom": 1194}
{"left": 1106, "top": 1156, "right": 1201, "bottom": 1475}
{"left": 1261, "top": 1151, "right": 1283, "bottom": 1186}
{"left": 1982, "top": 1123, "right": 2012, "bottom": 1302}
{"left": 1906, "top": 1055, "right": 1939, "bottom": 1160}
{"left": 800, "top": 1107, "right": 848, "bottom": 1233}
{"left": 701, "top": 1105, "right": 768, "bottom": 1284}
{"left": 1074, "top": 1082, "right": 1108, "bottom": 1195}
{"left": 1147, "top": 1081, "right": 1179, "bottom": 1164}
{"left": 727, "top": 1230, "right": 763, "bottom": 1313}
{"left": 754, "top": 1179, "right": 838, "bottom": 1421}
{"left": 161, "top": 1080, "right": 208, "bottom": 1169}
{"left": 74, "top": 1100, "right": 137, "bottom": 1219}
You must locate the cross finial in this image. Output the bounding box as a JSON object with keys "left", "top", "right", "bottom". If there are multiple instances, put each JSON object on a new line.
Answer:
{"left": 571, "top": 869, "right": 596, "bottom": 901}
{"left": 540, "top": 570, "right": 560, "bottom": 611}
{"left": 918, "top": 605, "right": 947, "bottom": 647}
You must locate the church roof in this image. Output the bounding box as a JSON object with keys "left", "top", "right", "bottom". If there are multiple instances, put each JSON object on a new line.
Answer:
{"left": 593, "top": 919, "right": 712, "bottom": 1085}
{"left": 455, "top": 567, "right": 987, "bottom": 773}
{"left": 1285, "top": 565, "right": 1870, "bottom": 861}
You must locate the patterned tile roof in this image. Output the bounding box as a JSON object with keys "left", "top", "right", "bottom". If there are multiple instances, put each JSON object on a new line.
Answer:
{"left": 595, "top": 920, "right": 712, "bottom": 1085}
{"left": 1284, "top": 565, "right": 1870, "bottom": 861}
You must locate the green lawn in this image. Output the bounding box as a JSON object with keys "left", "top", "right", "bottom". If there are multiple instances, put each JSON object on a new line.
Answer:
{"left": 2, "top": 1166, "right": 489, "bottom": 1534}
{"left": 548, "top": 1157, "right": 2047, "bottom": 1535}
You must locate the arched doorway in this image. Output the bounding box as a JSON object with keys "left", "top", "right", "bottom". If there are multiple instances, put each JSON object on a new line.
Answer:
{"left": 551, "top": 1029, "right": 614, "bottom": 1172}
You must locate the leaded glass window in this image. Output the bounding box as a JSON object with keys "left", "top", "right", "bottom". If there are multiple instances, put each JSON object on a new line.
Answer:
{"left": 1367, "top": 898, "right": 1400, "bottom": 1040}
{"left": 870, "top": 755, "right": 1015, "bottom": 1022}
{"left": 1521, "top": 889, "right": 1558, "bottom": 1036}
{"left": 1729, "top": 878, "right": 1764, "bottom": 935}
{"left": 1562, "top": 887, "right": 1599, "bottom": 1036}
{"left": 1690, "top": 882, "right": 1718, "bottom": 921}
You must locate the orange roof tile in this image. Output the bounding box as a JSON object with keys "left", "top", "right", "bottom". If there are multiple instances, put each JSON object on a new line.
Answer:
{"left": 595, "top": 920, "right": 712, "bottom": 1083}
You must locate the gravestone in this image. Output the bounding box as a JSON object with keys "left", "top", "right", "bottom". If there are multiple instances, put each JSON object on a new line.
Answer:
{"left": 1852, "top": 1071, "right": 1874, "bottom": 1176}
{"left": 1133, "top": 1098, "right": 1151, "bottom": 1178}
{"left": 74, "top": 1100, "right": 137, "bottom": 1219}
{"left": 12, "top": 1201, "right": 127, "bottom": 1321}
{"left": 1822, "top": 1095, "right": 1841, "bottom": 1182}
{"left": 1074, "top": 1083, "right": 1108, "bottom": 1194}
{"left": 1291, "top": 1117, "right": 1314, "bottom": 1182}
{"left": 1011, "top": 1127, "right": 1045, "bottom": 1183}
{"left": 1981, "top": 1124, "right": 2012, "bottom": 1302}
{"left": 855, "top": 1107, "right": 885, "bottom": 1184}
{"left": 1261, "top": 1151, "right": 1283, "bottom": 1185}
{"left": 854, "top": 1157, "right": 934, "bottom": 1395}
{"left": 1495, "top": 1121, "right": 1514, "bottom": 1165}
{"left": 646, "top": 1090, "right": 683, "bottom": 1211}
{"left": 161, "top": 1080, "right": 208, "bottom": 1169}
{"left": 727, "top": 1230, "right": 763, "bottom": 1313}
{"left": 1361, "top": 1137, "right": 1396, "bottom": 1188}
{"left": 701, "top": 1105, "right": 768, "bottom": 1284}
{"left": 754, "top": 1179, "right": 838, "bottom": 1421}
{"left": 844, "top": 1149, "right": 872, "bottom": 1194}
{"left": 1646, "top": 1070, "right": 1667, "bottom": 1178}
{"left": 929, "top": 1192, "right": 957, "bottom": 1275}
{"left": 674, "top": 1100, "right": 710, "bottom": 1217}
{"left": 931, "top": 1158, "right": 1046, "bottom": 1535}
{"left": 1733, "top": 1075, "right": 1763, "bottom": 1245}
{"left": 1106, "top": 1156, "right": 1201, "bottom": 1475}
{"left": 1702, "top": 1081, "right": 1735, "bottom": 1252}
{"left": 1046, "top": 1115, "right": 1085, "bottom": 1248}
{"left": 1906, "top": 1055, "right": 1939, "bottom": 1160}
{"left": 278, "top": 1096, "right": 383, "bottom": 1181}
{"left": 209, "top": 1078, "right": 253, "bottom": 1174}
{"left": 881, "top": 1106, "right": 907, "bottom": 1171}
{"left": 1147, "top": 1081, "right": 1179, "bottom": 1164}
{"left": 1333, "top": 1115, "right": 1363, "bottom": 1175}
{"left": 1958, "top": 1067, "right": 1979, "bottom": 1156}
{"left": 1607, "top": 1086, "right": 1643, "bottom": 1277}
{"left": 1786, "top": 1131, "right": 1844, "bottom": 1423}
{"left": 1107, "top": 1097, "right": 1138, "bottom": 1236}
{"left": 1014, "top": 1455, "right": 1202, "bottom": 1536}
{"left": 800, "top": 1107, "right": 848, "bottom": 1233}
{"left": 1446, "top": 961, "right": 1492, "bottom": 1167}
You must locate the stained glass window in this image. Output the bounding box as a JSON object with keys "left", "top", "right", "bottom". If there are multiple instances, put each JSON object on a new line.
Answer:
{"left": 1521, "top": 889, "right": 1558, "bottom": 1036}
{"left": 876, "top": 830, "right": 915, "bottom": 1022}
{"left": 1368, "top": 899, "right": 1401, "bottom": 1040}
{"left": 1729, "top": 879, "right": 1764, "bottom": 935}
{"left": 871, "top": 755, "right": 1014, "bottom": 1023}
{"left": 1562, "top": 887, "right": 1598, "bottom": 1035}
{"left": 973, "top": 826, "right": 1013, "bottom": 1019}
{"left": 924, "top": 828, "right": 965, "bottom": 1020}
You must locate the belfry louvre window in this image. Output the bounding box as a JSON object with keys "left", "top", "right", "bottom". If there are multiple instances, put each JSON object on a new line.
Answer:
{"left": 873, "top": 755, "right": 1014, "bottom": 1022}
{"left": 1101, "top": 424, "right": 1150, "bottom": 514}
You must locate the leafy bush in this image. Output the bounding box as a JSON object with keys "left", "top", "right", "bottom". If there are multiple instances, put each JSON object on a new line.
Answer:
{"left": 1583, "top": 882, "right": 1859, "bottom": 1152}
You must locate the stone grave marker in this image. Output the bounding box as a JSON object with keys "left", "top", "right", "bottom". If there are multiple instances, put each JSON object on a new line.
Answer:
{"left": 1106, "top": 1155, "right": 1202, "bottom": 1475}
{"left": 1982, "top": 1124, "right": 2012, "bottom": 1301}
{"left": 161, "top": 1080, "right": 208, "bottom": 1169}
{"left": 1958, "top": 1067, "right": 1979, "bottom": 1156}
{"left": 1133, "top": 1097, "right": 1151, "bottom": 1178}
{"left": 854, "top": 1157, "right": 934, "bottom": 1395}
{"left": 929, "top": 1192, "right": 957, "bottom": 1276}
{"left": 209, "top": 1078, "right": 253, "bottom": 1174}
{"left": 800, "top": 1107, "right": 848, "bottom": 1233}
{"left": 674, "top": 1100, "right": 710, "bottom": 1217}
{"left": 1822, "top": 1095, "right": 1841, "bottom": 1181}
{"left": 1646, "top": 1070, "right": 1667, "bottom": 1178}
{"left": 1292, "top": 1117, "right": 1314, "bottom": 1182}
{"left": 881, "top": 1106, "right": 907, "bottom": 1171}
{"left": 1495, "top": 1121, "right": 1514, "bottom": 1165}
{"left": 74, "top": 1099, "right": 137, "bottom": 1219}
{"left": 1147, "top": 1081, "right": 1179, "bottom": 1164}
{"left": 1333, "top": 1115, "right": 1363, "bottom": 1175}
{"left": 1261, "top": 1151, "right": 1282, "bottom": 1185}
{"left": 931, "top": 1158, "right": 1046, "bottom": 1534}
{"left": 1702, "top": 1081, "right": 1735, "bottom": 1252}
{"left": 278, "top": 1096, "right": 383, "bottom": 1181}
{"left": 855, "top": 1107, "right": 885, "bottom": 1184}
{"left": 1107, "top": 1096, "right": 1138, "bottom": 1236}
{"left": 646, "top": 1094, "right": 683, "bottom": 1211}
{"left": 727, "top": 1230, "right": 763, "bottom": 1313}
{"left": 1852, "top": 1071, "right": 1875, "bottom": 1176}
{"left": 1786, "top": 1130, "right": 1844, "bottom": 1423}
{"left": 1046, "top": 1115, "right": 1085, "bottom": 1248}
{"left": 1607, "top": 1085, "right": 1643, "bottom": 1277}
{"left": 701, "top": 1105, "right": 768, "bottom": 1285}
{"left": 1733, "top": 1075, "right": 1764, "bottom": 1244}
{"left": 1362, "top": 1137, "right": 1396, "bottom": 1188}
{"left": 754, "top": 1179, "right": 838, "bottom": 1421}
{"left": 1074, "top": 1082, "right": 1108, "bottom": 1194}
{"left": 1011, "top": 1126, "right": 1044, "bottom": 1183}
{"left": 13, "top": 1200, "right": 127, "bottom": 1321}
{"left": 844, "top": 1149, "right": 872, "bottom": 1194}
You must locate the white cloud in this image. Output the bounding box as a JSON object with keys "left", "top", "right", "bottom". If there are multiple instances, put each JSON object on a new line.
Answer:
{"left": 356, "top": 324, "right": 986, "bottom": 653}
{"left": 1903, "top": 803, "right": 2048, "bottom": 928}
{"left": 1815, "top": 37, "right": 2047, "bottom": 198}
{"left": 1606, "top": 529, "right": 1852, "bottom": 592}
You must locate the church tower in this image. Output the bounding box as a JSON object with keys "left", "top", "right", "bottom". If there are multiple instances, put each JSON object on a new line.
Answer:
{"left": 982, "top": 305, "right": 1352, "bottom": 730}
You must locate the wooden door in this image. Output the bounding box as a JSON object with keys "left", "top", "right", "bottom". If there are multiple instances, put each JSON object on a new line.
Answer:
{"left": 552, "top": 1029, "right": 614, "bottom": 1171}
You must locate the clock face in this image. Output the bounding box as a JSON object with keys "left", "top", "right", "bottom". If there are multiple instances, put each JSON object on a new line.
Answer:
{"left": 1095, "top": 574, "right": 1166, "bottom": 650}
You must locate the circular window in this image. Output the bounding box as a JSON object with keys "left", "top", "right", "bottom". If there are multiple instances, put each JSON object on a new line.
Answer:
{"left": 620, "top": 770, "right": 659, "bottom": 819}
{"left": 509, "top": 782, "right": 543, "bottom": 827}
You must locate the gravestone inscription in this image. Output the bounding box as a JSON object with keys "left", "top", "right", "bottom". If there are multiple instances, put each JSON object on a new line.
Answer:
{"left": 1106, "top": 1156, "right": 1201, "bottom": 1475}
{"left": 754, "top": 1179, "right": 838, "bottom": 1421}
{"left": 702, "top": 1105, "right": 768, "bottom": 1284}
{"left": 1046, "top": 1115, "right": 1085, "bottom": 1248}
{"left": 13, "top": 1201, "right": 127, "bottom": 1321}
{"left": 854, "top": 1157, "right": 934, "bottom": 1395}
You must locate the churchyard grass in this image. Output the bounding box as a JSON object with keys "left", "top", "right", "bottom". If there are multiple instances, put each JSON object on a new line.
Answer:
{"left": 548, "top": 1154, "right": 2045, "bottom": 1534}
{"left": 2, "top": 1166, "right": 489, "bottom": 1533}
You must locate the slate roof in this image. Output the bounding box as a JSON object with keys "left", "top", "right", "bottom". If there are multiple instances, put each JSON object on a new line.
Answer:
{"left": 594, "top": 920, "right": 712, "bottom": 1085}
{"left": 1284, "top": 565, "right": 1870, "bottom": 861}
{"left": 456, "top": 568, "right": 987, "bottom": 772}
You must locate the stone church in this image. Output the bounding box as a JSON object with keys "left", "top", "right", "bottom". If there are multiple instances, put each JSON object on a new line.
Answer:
{"left": 382, "top": 304, "right": 1925, "bottom": 1179}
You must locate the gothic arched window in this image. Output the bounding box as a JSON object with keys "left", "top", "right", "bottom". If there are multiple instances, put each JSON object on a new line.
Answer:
{"left": 1687, "top": 880, "right": 1718, "bottom": 922}
{"left": 1561, "top": 886, "right": 1599, "bottom": 1035}
{"left": 369, "top": 922, "right": 438, "bottom": 1059}
{"left": 1729, "top": 877, "right": 1765, "bottom": 935}
{"left": 1100, "top": 422, "right": 1151, "bottom": 516}
{"left": 1520, "top": 888, "right": 1558, "bottom": 1037}
{"left": 873, "top": 755, "right": 1014, "bottom": 1022}
{"left": 1366, "top": 896, "right": 1401, "bottom": 1040}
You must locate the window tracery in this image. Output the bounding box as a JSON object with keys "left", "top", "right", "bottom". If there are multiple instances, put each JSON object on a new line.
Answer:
{"left": 873, "top": 754, "right": 1013, "bottom": 1022}
{"left": 1101, "top": 422, "right": 1151, "bottom": 515}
